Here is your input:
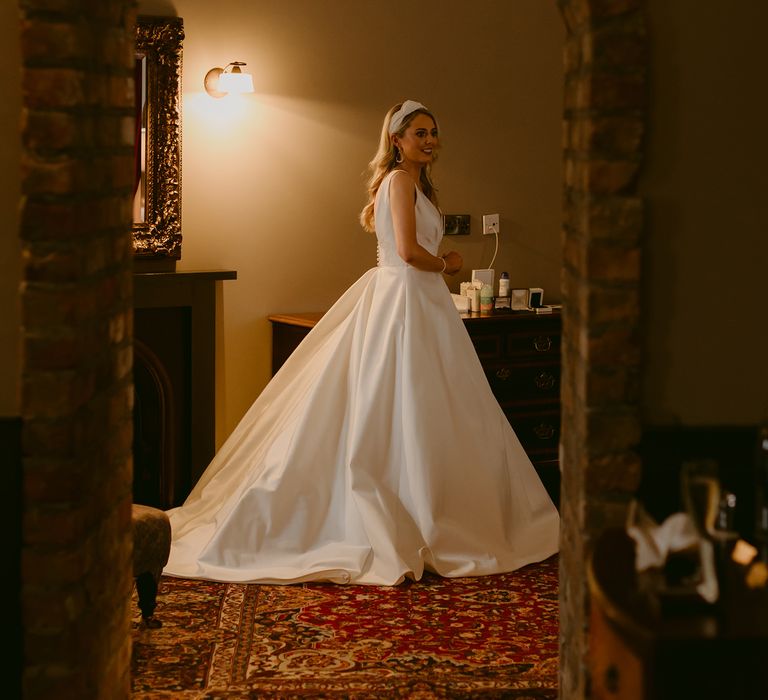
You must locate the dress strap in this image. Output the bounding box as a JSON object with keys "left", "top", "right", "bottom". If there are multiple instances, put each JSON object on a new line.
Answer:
{"left": 386, "top": 169, "right": 420, "bottom": 203}
{"left": 388, "top": 169, "right": 415, "bottom": 186}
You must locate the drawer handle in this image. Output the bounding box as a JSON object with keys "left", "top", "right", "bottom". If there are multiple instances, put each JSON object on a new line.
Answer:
{"left": 533, "top": 335, "right": 552, "bottom": 352}
{"left": 604, "top": 663, "right": 620, "bottom": 693}
{"left": 495, "top": 367, "right": 511, "bottom": 381}
{"left": 535, "top": 371, "right": 556, "bottom": 390}
{"left": 533, "top": 423, "right": 555, "bottom": 440}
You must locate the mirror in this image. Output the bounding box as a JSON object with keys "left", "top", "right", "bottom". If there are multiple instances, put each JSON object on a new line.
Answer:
{"left": 133, "top": 16, "right": 184, "bottom": 260}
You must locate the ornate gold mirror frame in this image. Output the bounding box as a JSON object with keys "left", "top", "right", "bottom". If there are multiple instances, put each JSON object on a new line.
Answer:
{"left": 133, "top": 16, "right": 184, "bottom": 260}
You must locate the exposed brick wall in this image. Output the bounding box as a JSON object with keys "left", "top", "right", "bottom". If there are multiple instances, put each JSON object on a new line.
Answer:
{"left": 18, "top": 0, "right": 137, "bottom": 697}
{"left": 557, "top": 0, "right": 647, "bottom": 697}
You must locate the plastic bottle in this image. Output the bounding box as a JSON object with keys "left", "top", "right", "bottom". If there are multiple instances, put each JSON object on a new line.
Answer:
{"left": 480, "top": 284, "right": 493, "bottom": 315}
{"left": 468, "top": 286, "right": 480, "bottom": 313}
{"left": 499, "top": 272, "right": 510, "bottom": 298}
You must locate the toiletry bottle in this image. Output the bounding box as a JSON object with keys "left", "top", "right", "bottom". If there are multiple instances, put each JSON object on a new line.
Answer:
{"left": 499, "top": 272, "right": 510, "bottom": 298}
{"left": 480, "top": 284, "right": 493, "bottom": 315}
{"left": 468, "top": 286, "right": 480, "bottom": 313}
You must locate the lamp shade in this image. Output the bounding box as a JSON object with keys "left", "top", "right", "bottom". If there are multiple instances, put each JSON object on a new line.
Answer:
{"left": 218, "top": 63, "right": 254, "bottom": 94}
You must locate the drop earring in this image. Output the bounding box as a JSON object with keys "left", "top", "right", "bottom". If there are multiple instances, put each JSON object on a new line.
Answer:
{"left": 395, "top": 147, "right": 403, "bottom": 164}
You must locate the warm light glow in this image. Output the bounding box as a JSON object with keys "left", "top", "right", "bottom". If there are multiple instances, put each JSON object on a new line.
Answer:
{"left": 218, "top": 67, "right": 254, "bottom": 95}
{"left": 205, "top": 62, "right": 254, "bottom": 98}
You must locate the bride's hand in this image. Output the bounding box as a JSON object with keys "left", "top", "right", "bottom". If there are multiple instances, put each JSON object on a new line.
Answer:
{"left": 442, "top": 251, "right": 463, "bottom": 276}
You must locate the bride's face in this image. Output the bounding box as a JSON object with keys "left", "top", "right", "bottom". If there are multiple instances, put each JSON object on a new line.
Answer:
{"left": 395, "top": 114, "right": 439, "bottom": 166}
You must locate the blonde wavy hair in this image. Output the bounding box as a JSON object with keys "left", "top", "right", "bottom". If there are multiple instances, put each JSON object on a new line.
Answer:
{"left": 359, "top": 102, "right": 439, "bottom": 233}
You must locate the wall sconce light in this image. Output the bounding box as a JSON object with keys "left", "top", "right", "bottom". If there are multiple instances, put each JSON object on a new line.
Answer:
{"left": 204, "top": 61, "right": 254, "bottom": 98}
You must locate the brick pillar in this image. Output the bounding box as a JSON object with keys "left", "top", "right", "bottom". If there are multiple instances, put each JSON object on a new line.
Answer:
{"left": 556, "top": 0, "right": 647, "bottom": 697}
{"left": 19, "top": 1, "right": 137, "bottom": 697}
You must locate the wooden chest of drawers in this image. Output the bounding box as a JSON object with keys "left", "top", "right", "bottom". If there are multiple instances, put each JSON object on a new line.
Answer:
{"left": 269, "top": 309, "right": 562, "bottom": 506}
{"left": 461, "top": 311, "right": 561, "bottom": 504}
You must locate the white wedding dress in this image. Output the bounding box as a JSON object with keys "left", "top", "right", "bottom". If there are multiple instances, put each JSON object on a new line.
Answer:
{"left": 164, "top": 170, "right": 559, "bottom": 585}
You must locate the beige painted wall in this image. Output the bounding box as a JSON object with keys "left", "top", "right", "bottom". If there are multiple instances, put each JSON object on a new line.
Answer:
{"left": 641, "top": 0, "right": 768, "bottom": 425}
{"left": 152, "top": 0, "right": 566, "bottom": 442}
{"left": 7, "top": 1, "right": 758, "bottom": 446}
{"left": 0, "top": 1, "right": 21, "bottom": 416}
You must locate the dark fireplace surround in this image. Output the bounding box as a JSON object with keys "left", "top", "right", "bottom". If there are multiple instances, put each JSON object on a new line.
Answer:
{"left": 133, "top": 269, "right": 236, "bottom": 509}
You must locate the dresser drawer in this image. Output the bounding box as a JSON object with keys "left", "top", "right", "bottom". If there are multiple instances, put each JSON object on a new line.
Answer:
{"left": 469, "top": 326, "right": 561, "bottom": 362}
{"left": 505, "top": 326, "right": 561, "bottom": 359}
{"left": 505, "top": 410, "right": 561, "bottom": 455}
{"left": 485, "top": 362, "right": 560, "bottom": 403}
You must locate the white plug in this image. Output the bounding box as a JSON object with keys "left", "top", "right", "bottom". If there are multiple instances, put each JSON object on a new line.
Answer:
{"left": 482, "top": 213, "right": 499, "bottom": 235}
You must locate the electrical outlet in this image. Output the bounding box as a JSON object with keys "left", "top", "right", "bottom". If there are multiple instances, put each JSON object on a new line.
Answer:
{"left": 482, "top": 213, "right": 499, "bottom": 235}
{"left": 442, "top": 214, "right": 470, "bottom": 235}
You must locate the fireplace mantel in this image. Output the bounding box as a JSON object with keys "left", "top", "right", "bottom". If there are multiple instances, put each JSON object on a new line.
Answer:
{"left": 133, "top": 269, "right": 237, "bottom": 508}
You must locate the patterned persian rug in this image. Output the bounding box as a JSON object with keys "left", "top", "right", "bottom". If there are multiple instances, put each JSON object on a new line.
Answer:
{"left": 131, "top": 556, "right": 558, "bottom": 699}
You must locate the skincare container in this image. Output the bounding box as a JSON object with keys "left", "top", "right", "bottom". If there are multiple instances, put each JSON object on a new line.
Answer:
{"left": 499, "top": 272, "right": 510, "bottom": 298}
{"left": 480, "top": 284, "right": 493, "bottom": 315}
{"left": 468, "top": 286, "right": 480, "bottom": 312}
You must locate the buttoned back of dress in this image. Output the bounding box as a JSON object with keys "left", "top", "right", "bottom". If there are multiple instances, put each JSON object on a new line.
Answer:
{"left": 374, "top": 170, "right": 443, "bottom": 266}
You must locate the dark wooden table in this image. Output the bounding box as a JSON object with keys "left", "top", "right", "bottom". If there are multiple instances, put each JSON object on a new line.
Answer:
{"left": 588, "top": 527, "right": 768, "bottom": 699}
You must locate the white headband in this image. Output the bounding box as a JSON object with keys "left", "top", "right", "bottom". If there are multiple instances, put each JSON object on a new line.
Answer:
{"left": 388, "top": 100, "right": 431, "bottom": 134}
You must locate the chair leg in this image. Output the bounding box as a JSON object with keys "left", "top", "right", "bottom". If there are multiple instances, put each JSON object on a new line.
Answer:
{"left": 132, "top": 503, "right": 171, "bottom": 628}
{"left": 135, "top": 571, "right": 162, "bottom": 628}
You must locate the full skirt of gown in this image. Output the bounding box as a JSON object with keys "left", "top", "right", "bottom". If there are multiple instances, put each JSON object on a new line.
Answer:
{"left": 164, "top": 172, "right": 559, "bottom": 585}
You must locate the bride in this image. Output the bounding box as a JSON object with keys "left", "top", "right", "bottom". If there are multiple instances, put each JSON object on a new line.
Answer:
{"left": 163, "top": 100, "right": 560, "bottom": 585}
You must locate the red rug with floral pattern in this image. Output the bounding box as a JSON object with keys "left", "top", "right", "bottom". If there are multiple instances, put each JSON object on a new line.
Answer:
{"left": 131, "top": 555, "right": 558, "bottom": 698}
